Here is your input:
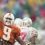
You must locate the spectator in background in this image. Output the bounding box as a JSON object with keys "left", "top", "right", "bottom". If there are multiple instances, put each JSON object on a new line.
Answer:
{"left": 30, "top": 10, "right": 37, "bottom": 22}
{"left": 12, "top": 0, "right": 23, "bottom": 19}
{"left": 22, "top": 10, "right": 30, "bottom": 18}
{"left": 30, "top": 10, "right": 41, "bottom": 29}
{"left": 39, "top": 4, "right": 45, "bottom": 18}
{"left": 27, "top": 0, "right": 35, "bottom": 5}
{"left": 0, "top": 0, "right": 3, "bottom": 4}
{"left": 39, "top": 7, "right": 45, "bottom": 18}
{"left": 8, "top": 0, "right": 15, "bottom": 11}
{"left": 43, "top": 3, "right": 45, "bottom": 9}
{"left": 3, "top": 0, "right": 9, "bottom": 3}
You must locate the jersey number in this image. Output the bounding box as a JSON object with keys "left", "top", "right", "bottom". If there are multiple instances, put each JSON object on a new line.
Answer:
{"left": 3, "top": 26, "right": 11, "bottom": 41}
{"left": 21, "top": 32, "right": 27, "bottom": 40}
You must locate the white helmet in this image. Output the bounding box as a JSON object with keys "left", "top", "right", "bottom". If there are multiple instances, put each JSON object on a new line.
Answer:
{"left": 14, "top": 18, "right": 23, "bottom": 27}
{"left": 3, "top": 13, "right": 14, "bottom": 25}
{"left": 23, "top": 17, "right": 32, "bottom": 27}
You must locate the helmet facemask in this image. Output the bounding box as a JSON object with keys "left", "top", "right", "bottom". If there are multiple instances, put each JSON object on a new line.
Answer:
{"left": 23, "top": 20, "right": 31, "bottom": 27}
{"left": 4, "top": 17, "right": 14, "bottom": 25}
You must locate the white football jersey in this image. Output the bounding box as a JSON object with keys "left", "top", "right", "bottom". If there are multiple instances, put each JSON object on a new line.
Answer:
{"left": 14, "top": 27, "right": 38, "bottom": 45}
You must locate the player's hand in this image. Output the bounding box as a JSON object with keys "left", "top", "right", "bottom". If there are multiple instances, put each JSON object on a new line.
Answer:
{"left": 26, "top": 42, "right": 31, "bottom": 45}
{"left": 1, "top": 39, "right": 3, "bottom": 41}
{"left": 0, "top": 38, "right": 3, "bottom": 41}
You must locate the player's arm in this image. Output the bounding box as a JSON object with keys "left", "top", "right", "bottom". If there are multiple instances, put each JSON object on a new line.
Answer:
{"left": 15, "top": 36, "right": 26, "bottom": 45}
{"left": 29, "top": 29, "right": 38, "bottom": 45}
{"left": 30, "top": 35, "right": 37, "bottom": 45}
{"left": 14, "top": 26, "right": 26, "bottom": 45}
{"left": 14, "top": 26, "right": 30, "bottom": 45}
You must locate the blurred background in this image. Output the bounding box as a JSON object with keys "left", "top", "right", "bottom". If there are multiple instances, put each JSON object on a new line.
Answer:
{"left": 0, "top": 0, "right": 45, "bottom": 45}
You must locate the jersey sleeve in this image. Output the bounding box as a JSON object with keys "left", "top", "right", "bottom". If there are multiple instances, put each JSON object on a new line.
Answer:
{"left": 14, "top": 26, "right": 21, "bottom": 38}
{"left": 29, "top": 27, "right": 38, "bottom": 38}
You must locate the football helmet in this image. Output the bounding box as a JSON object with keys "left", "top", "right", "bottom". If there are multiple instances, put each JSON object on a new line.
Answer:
{"left": 3, "top": 13, "right": 14, "bottom": 25}
{"left": 23, "top": 17, "right": 32, "bottom": 27}
{"left": 14, "top": 18, "right": 23, "bottom": 27}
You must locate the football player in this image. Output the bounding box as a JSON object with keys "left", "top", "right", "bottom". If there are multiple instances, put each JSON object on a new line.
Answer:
{"left": 14, "top": 18, "right": 23, "bottom": 27}
{"left": 0, "top": 13, "right": 27, "bottom": 45}
{"left": 14, "top": 17, "right": 38, "bottom": 45}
